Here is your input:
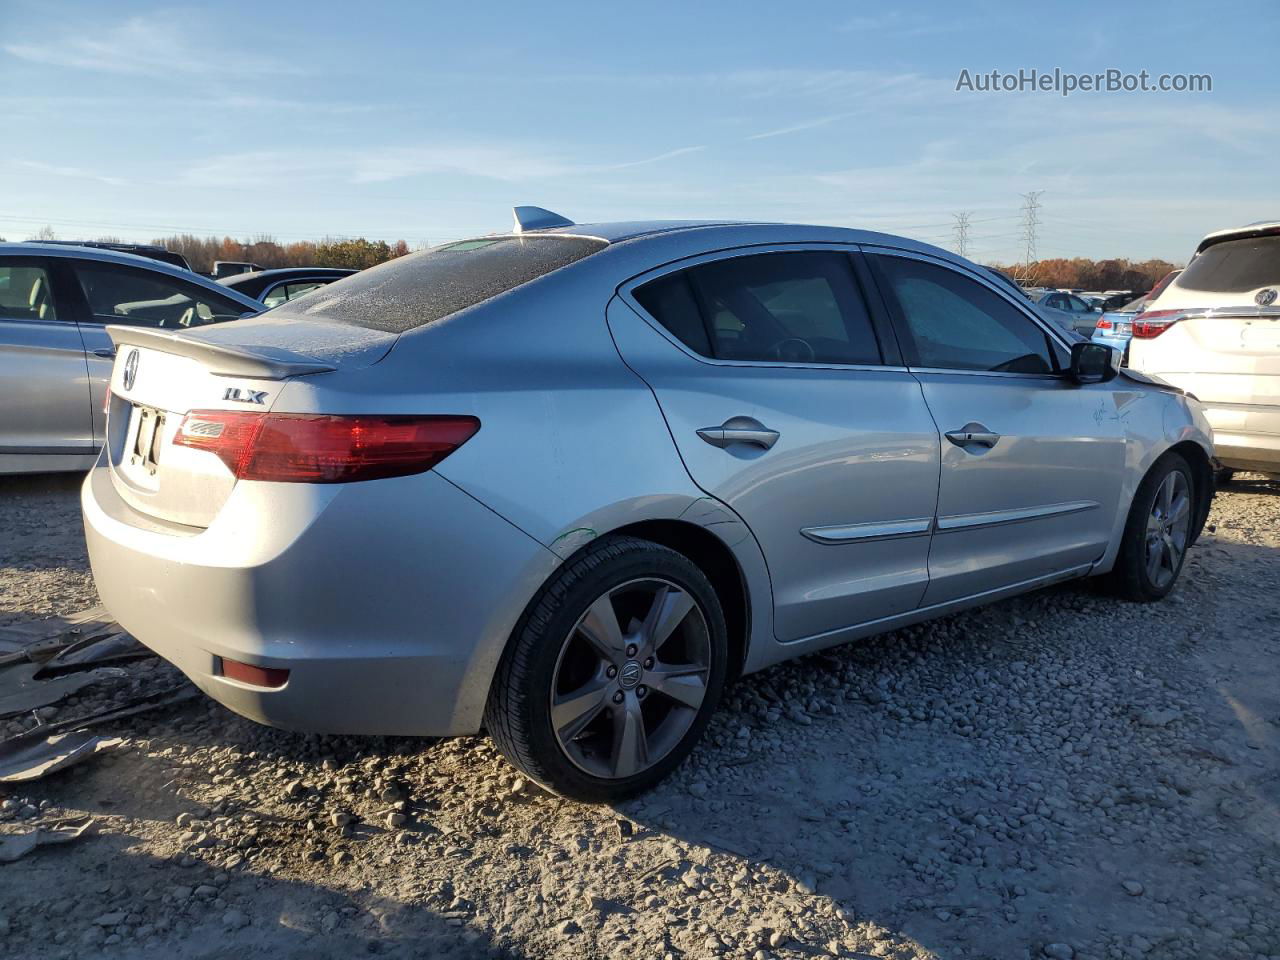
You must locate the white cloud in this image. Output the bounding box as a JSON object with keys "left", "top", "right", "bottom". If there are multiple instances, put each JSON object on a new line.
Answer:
{"left": 13, "top": 160, "right": 125, "bottom": 187}
{"left": 3, "top": 13, "right": 301, "bottom": 77}
{"left": 180, "top": 142, "right": 706, "bottom": 187}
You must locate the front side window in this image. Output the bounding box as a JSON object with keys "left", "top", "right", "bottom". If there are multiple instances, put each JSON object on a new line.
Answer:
{"left": 75, "top": 264, "right": 247, "bottom": 328}
{"left": 874, "top": 255, "right": 1061, "bottom": 374}
{"left": 0, "top": 264, "right": 58, "bottom": 322}
{"left": 634, "top": 251, "right": 881, "bottom": 365}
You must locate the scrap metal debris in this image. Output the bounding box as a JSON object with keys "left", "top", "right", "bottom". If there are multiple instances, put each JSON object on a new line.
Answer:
{"left": 0, "top": 818, "right": 97, "bottom": 863}
{"left": 34, "top": 631, "right": 149, "bottom": 677}
{"left": 0, "top": 662, "right": 128, "bottom": 719}
{"left": 0, "top": 731, "right": 123, "bottom": 783}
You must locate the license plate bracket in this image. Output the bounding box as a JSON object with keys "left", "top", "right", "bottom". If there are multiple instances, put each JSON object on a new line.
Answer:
{"left": 130, "top": 405, "right": 166, "bottom": 474}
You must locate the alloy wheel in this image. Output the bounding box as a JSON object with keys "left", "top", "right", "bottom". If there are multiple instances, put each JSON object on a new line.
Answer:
{"left": 549, "top": 577, "right": 711, "bottom": 780}
{"left": 1145, "top": 469, "right": 1191, "bottom": 589}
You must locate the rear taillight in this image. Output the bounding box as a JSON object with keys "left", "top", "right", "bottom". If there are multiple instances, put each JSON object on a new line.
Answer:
{"left": 1130, "top": 309, "right": 1185, "bottom": 339}
{"left": 173, "top": 411, "right": 479, "bottom": 483}
{"left": 1095, "top": 318, "right": 1112, "bottom": 330}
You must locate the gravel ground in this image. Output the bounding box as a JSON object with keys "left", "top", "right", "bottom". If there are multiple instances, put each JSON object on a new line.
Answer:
{"left": 1, "top": 472, "right": 1277, "bottom": 960}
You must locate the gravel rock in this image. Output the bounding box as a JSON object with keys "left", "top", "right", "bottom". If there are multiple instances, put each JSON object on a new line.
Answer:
{"left": 1, "top": 471, "right": 1278, "bottom": 960}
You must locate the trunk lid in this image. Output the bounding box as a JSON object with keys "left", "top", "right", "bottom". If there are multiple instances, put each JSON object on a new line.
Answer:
{"left": 104, "top": 317, "right": 397, "bottom": 529}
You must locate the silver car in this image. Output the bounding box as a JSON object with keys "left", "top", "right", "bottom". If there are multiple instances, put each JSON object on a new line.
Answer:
{"left": 0, "top": 244, "right": 261, "bottom": 474}
{"left": 82, "top": 210, "right": 1215, "bottom": 801}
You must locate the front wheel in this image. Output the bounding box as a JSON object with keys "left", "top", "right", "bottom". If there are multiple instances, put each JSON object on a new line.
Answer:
{"left": 485, "top": 536, "right": 728, "bottom": 802}
{"left": 1107, "top": 452, "right": 1195, "bottom": 602}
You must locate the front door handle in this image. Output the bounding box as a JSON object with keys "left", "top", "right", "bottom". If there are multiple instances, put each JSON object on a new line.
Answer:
{"left": 697, "top": 416, "right": 780, "bottom": 450}
{"left": 93, "top": 348, "right": 116, "bottom": 359}
{"left": 945, "top": 422, "right": 1000, "bottom": 450}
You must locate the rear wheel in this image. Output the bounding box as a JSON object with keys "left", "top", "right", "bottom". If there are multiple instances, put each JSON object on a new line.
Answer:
{"left": 485, "top": 536, "right": 727, "bottom": 802}
{"left": 1108, "top": 452, "right": 1195, "bottom": 602}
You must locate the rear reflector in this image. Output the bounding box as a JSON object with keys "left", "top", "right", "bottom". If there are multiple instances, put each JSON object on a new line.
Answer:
{"left": 220, "top": 657, "right": 290, "bottom": 689}
{"left": 173, "top": 411, "right": 480, "bottom": 483}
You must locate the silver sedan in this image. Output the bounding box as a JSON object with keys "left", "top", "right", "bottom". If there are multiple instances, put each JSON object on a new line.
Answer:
{"left": 82, "top": 210, "right": 1215, "bottom": 801}
{"left": 0, "top": 243, "right": 261, "bottom": 475}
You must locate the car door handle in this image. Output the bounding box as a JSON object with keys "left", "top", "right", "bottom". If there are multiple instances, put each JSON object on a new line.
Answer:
{"left": 93, "top": 348, "right": 116, "bottom": 359}
{"left": 945, "top": 423, "right": 1000, "bottom": 449}
{"left": 697, "top": 416, "right": 780, "bottom": 450}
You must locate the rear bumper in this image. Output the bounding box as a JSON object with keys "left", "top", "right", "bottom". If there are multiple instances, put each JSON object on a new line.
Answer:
{"left": 1201, "top": 402, "right": 1280, "bottom": 473}
{"left": 82, "top": 461, "right": 559, "bottom": 736}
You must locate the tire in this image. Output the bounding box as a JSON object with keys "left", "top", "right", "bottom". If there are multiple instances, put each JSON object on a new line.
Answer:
{"left": 485, "top": 536, "right": 728, "bottom": 803}
{"left": 1107, "top": 452, "right": 1196, "bottom": 602}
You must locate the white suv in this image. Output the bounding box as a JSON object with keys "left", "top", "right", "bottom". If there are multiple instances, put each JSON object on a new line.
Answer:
{"left": 1129, "top": 222, "right": 1280, "bottom": 481}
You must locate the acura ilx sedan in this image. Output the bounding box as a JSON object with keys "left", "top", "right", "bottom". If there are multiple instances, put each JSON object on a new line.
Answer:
{"left": 82, "top": 209, "right": 1215, "bottom": 801}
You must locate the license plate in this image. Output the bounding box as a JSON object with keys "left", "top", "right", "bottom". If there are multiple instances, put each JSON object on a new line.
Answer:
{"left": 130, "top": 405, "right": 166, "bottom": 473}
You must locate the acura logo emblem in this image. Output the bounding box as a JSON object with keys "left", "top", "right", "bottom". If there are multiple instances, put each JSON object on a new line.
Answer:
{"left": 618, "top": 660, "right": 643, "bottom": 689}
{"left": 122, "top": 349, "right": 139, "bottom": 391}
{"left": 1256, "top": 288, "right": 1277, "bottom": 306}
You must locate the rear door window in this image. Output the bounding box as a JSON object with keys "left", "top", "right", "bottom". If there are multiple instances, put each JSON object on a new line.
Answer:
{"left": 0, "top": 263, "right": 59, "bottom": 322}
{"left": 74, "top": 264, "right": 248, "bottom": 328}
{"left": 634, "top": 251, "right": 882, "bottom": 365}
{"left": 290, "top": 236, "right": 607, "bottom": 333}
{"left": 1177, "top": 235, "right": 1280, "bottom": 293}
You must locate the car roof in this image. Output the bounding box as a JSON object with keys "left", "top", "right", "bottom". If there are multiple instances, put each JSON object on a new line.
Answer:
{"left": 490, "top": 219, "right": 970, "bottom": 269}
{"left": 1196, "top": 221, "right": 1280, "bottom": 253}
{"left": 0, "top": 241, "right": 263, "bottom": 309}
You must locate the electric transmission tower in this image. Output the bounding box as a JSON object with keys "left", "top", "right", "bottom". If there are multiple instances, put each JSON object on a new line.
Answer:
{"left": 952, "top": 212, "right": 972, "bottom": 259}
{"left": 1019, "top": 191, "right": 1044, "bottom": 283}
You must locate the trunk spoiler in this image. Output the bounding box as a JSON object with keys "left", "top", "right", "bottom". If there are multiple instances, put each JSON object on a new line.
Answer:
{"left": 107, "top": 325, "right": 337, "bottom": 379}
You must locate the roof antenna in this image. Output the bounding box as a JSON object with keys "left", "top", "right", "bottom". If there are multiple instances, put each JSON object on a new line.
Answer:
{"left": 512, "top": 206, "right": 575, "bottom": 234}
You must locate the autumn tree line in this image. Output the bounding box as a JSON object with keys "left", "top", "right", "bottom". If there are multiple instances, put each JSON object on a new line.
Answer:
{"left": 15, "top": 225, "right": 1181, "bottom": 290}
{"left": 151, "top": 234, "right": 413, "bottom": 273}
{"left": 992, "top": 257, "right": 1181, "bottom": 293}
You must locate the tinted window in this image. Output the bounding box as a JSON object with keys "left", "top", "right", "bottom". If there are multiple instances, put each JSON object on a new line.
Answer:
{"left": 633, "top": 272, "right": 711, "bottom": 355}
{"left": 76, "top": 265, "right": 247, "bottom": 328}
{"left": 0, "top": 264, "right": 58, "bottom": 322}
{"left": 1177, "top": 236, "right": 1280, "bottom": 293}
{"left": 262, "top": 281, "right": 326, "bottom": 309}
{"left": 875, "top": 256, "right": 1060, "bottom": 374}
{"left": 636, "top": 251, "right": 881, "bottom": 365}
{"left": 290, "top": 236, "right": 606, "bottom": 333}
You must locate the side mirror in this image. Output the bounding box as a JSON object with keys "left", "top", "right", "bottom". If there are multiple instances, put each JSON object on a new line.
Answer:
{"left": 1069, "top": 341, "right": 1117, "bottom": 384}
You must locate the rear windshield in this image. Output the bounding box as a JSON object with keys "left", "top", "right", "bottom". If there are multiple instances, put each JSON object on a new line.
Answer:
{"left": 287, "top": 235, "right": 607, "bottom": 332}
{"left": 1178, "top": 235, "right": 1280, "bottom": 293}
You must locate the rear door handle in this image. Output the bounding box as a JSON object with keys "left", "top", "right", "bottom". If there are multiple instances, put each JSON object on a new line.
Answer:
{"left": 945, "top": 422, "right": 1000, "bottom": 450}
{"left": 93, "top": 348, "right": 116, "bottom": 359}
{"left": 697, "top": 416, "right": 780, "bottom": 450}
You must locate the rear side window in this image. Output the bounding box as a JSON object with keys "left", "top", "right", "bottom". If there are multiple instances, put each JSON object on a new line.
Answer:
{"left": 75, "top": 264, "right": 247, "bottom": 328}
{"left": 0, "top": 264, "right": 58, "bottom": 322}
{"left": 1177, "top": 235, "right": 1280, "bottom": 293}
{"left": 290, "top": 236, "right": 607, "bottom": 333}
{"left": 634, "top": 251, "right": 882, "bottom": 365}
{"left": 873, "top": 255, "right": 1062, "bottom": 374}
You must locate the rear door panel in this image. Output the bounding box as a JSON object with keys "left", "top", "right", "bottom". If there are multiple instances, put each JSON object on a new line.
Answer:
{"left": 608, "top": 259, "right": 940, "bottom": 642}
{"left": 0, "top": 257, "right": 93, "bottom": 457}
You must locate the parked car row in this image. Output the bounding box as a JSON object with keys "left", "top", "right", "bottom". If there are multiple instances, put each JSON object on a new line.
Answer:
{"left": 0, "top": 244, "right": 356, "bottom": 474}
{"left": 74, "top": 208, "right": 1216, "bottom": 800}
